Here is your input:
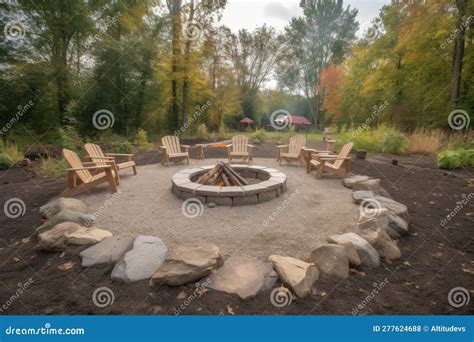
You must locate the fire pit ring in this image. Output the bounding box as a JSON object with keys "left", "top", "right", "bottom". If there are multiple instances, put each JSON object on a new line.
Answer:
{"left": 171, "top": 165, "right": 287, "bottom": 206}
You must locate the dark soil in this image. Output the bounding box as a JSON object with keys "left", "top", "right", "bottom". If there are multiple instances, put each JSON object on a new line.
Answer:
{"left": 0, "top": 141, "right": 473, "bottom": 315}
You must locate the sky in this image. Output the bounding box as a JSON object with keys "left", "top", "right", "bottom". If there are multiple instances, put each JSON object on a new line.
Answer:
{"left": 220, "top": 0, "right": 392, "bottom": 36}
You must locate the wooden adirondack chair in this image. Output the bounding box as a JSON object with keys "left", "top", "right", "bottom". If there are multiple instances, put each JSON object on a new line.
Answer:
{"left": 160, "top": 136, "right": 190, "bottom": 166}
{"left": 277, "top": 135, "right": 307, "bottom": 167}
{"left": 309, "top": 142, "right": 354, "bottom": 179}
{"left": 61, "top": 149, "right": 118, "bottom": 197}
{"left": 84, "top": 143, "right": 137, "bottom": 178}
{"left": 227, "top": 135, "right": 254, "bottom": 164}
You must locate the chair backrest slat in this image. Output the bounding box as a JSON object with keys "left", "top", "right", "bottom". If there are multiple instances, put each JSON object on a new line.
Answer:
{"left": 63, "top": 149, "right": 91, "bottom": 183}
{"left": 333, "top": 142, "right": 354, "bottom": 169}
{"left": 84, "top": 143, "right": 107, "bottom": 166}
{"left": 162, "top": 136, "right": 181, "bottom": 155}
{"left": 232, "top": 135, "right": 248, "bottom": 153}
{"left": 288, "top": 135, "right": 306, "bottom": 155}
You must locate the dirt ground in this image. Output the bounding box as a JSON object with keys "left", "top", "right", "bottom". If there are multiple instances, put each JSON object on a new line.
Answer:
{"left": 0, "top": 140, "right": 473, "bottom": 315}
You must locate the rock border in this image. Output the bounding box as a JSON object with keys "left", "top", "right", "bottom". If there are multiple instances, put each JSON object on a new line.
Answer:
{"left": 171, "top": 165, "right": 287, "bottom": 206}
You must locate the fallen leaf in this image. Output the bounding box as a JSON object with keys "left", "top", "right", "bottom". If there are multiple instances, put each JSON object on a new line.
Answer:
{"left": 403, "top": 261, "right": 412, "bottom": 267}
{"left": 320, "top": 292, "right": 327, "bottom": 297}
{"left": 12, "top": 257, "right": 20, "bottom": 263}
{"left": 58, "top": 262, "right": 73, "bottom": 271}
{"left": 462, "top": 268, "right": 474, "bottom": 275}
{"left": 226, "top": 305, "right": 235, "bottom": 315}
{"left": 21, "top": 237, "right": 31, "bottom": 244}
{"left": 176, "top": 291, "right": 186, "bottom": 299}
{"left": 59, "top": 251, "right": 65, "bottom": 258}
{"left": 350, "top": 268, "right": 366, "bottom": 276}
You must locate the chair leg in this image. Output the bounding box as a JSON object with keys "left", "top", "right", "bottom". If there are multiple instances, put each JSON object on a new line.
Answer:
{"left": 106, "top": 169, "right": 118, "bottom": 193}
{"left": 132, "top": 165, "right": 137, "bottom": 175}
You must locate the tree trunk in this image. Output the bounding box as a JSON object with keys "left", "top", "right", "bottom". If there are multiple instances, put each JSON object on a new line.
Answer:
{"left": 181, "top": 0, "right": 195, "bottom": 127}
{"left": 450, "top": 0, "right": 467, "bottom": 103}
{"left": 55, "top": 42, "right": 70, "bottom": 125}
{"left": 169, "top": 1, "right": 182, "bottom": 132}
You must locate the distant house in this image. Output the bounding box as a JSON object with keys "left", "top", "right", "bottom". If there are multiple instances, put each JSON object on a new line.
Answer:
{"left": 270, "top": 114, "right": 313, "bottom": 131}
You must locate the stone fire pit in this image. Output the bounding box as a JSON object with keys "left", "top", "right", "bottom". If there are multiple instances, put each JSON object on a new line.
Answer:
{"left": 171, "top": 165, "right": 287, "bottom": 206}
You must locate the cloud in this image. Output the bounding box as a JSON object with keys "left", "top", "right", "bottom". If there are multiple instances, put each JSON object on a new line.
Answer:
{"left": 263, "top": 1, "right": 301, "bottom": 21}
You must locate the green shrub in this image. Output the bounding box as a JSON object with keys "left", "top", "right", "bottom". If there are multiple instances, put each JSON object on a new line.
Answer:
{"left": 41, "top": 157, "right": 67, "bottom": 178}
{"left": 112, "top": 141, "right": 133, "bottom": 154}
{"left": 59, "top": 126, "right": 83, "bottom": 150}
{"left": 379, "top": 128, "right": 407, "bottom": 154}
{"left": 0, "top": 153, "right": 15, "bottom": 170}
{"left": 437, "top": 148, "right": 474, "bottom": 169}
{"left": 196, "top": 123, "right": 209, "bottom": 140}
{"left": 0, "top": 142, "right": 23, "bottom": 169}
{"left": 251, "top": 129, "right": 266, "bottom": 144}
{"left": 135, "top": 129, "right": 152, "bottom": 150}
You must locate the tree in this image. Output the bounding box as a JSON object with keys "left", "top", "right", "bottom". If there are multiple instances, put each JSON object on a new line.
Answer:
{"left": 277, "top": 0, "right": 358, "bottom": 126}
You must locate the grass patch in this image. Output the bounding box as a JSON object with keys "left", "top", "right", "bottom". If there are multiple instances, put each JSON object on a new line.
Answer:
{"left": 40, "top": 157, "right": 68, "bottom": 179}
{"left": 0, "top": 142, "right": 23, "bottom": 170}
{"left": 437, "top": 148, "right": 474, "bottom": 170}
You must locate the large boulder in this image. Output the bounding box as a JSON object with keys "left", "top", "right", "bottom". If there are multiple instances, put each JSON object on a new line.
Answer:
{"left": 352, "top": 190, "right": 375, "bottom": 204}
{"left": 111, "top": 235, "right": 168, "bottom": 283}
{"left": 388, "top": 213, "right": 409, "bottom": 236}
{"left": 36, "top": 209, "right": 94, "bottom": 234}
{"left": 40, "top": 198, "right": 88, "bottom": 219}
{"left": 327, "top": 233, "right": 380, "bottom": 269}
{"left": 37, "top": 222, "right": 112, "bottom": 251}
{"left": 150, "top": 244, "right": 223, "bottom": 286}
{"left": 358, "top": 221, "right": 401, "bottom": 260}
{"left": 374, "top": 196, "right": 409, "bottom": 222}
{"left": 309, "top": 244, "right": 349, "bottom": 281}
{"left": 208, "top": 256, "right": 277, "bottom": 300}
{"left": 352, "top": 179, "right": 381, "bottom": 192}
{"left": 37, "top": 222, "right": 82, "bottom": 251}
{"left": 65, "top": 227, "right": 112, "bottom": 245}
{"left": 268, "top": 255, "right": 319, "bottom": 298}
{"left": 80, "top": 236, "right": 134, "bottom": 268}
{"left": 343, "top": 175, "right": 370, "bottom": 189}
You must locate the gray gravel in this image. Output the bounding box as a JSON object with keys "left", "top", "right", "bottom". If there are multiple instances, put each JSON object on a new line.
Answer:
{"left": 78, "top": 158, "right": 359, "bottom": 260}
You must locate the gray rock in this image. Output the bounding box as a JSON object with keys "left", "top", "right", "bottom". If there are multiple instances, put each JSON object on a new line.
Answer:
{"left": 36, "top": 209, "right": 94, "bottom": 234}
{"left": 385, "top": 225, "right": 401, "bottom": 240}
{"left": 111, "top": 235, "right": 168, "bottom": 283}
{"left": 268, "top": 255, "right": 319, "bottom": 298}
{"left": 388, "top": 213, "right": 409, "bottom": 236}
{"left": 375, "top": 196, "right": 409, "bottom": 222}
{"left": 358, "top": 220, "right": 401, "bottom": 260}
{"left": 150, "top": 244, "right": 223, "bottom": 286}
{"left": 377, "top": 188, "right": 392, "bottom": 198}
{"left": 40, "top": 198, "right": 88, "bottom": 219}
{"left": 80, "top": 236, "right": 134, "bottom": 268}
{"left": 352, "top": 179, "right": 381, "bottom": 192}
{"left": 208, "top": 256, "right": 278, "bottom": 300}
{"left": 309, "top": 244, "right": 349, "bottom": 281}
{"left": 352, "top": 190, "right": 375, "bottom": 204}
{"left": 37, "top": 222, "right": 112, "bottom": 251}
{"left": 328, "top": 233, "right": 380, "bottom": 269}
{"left": 37, "top": 222, "right": 82, "bottom": 251}
{"left": 343, "top": 175, "right": 370, "bottom": 189}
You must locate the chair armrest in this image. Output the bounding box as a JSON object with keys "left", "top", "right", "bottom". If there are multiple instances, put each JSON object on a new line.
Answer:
{"left": 67, "top": 165, "right": 112, "bottom": 171}
{"left": 87, "top": 156, "right": 115, "bottom": 160}
{"left": 227, "top": 144, "right": 233, "bottom": 147}
{"left": 248, "top": 144, "right": 254, "bottom": 148}
{"left": 106, "top": 153, "right": 134, "bottom": 157}
{"left": 276, "top": 145, "right": 289, "bottom": 148}
{"left": 319, "top": 156, "right": 351, "bottom": 161}
{"left": 181, "top": 145, "right": 191, "bottom": 148}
